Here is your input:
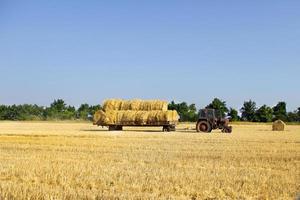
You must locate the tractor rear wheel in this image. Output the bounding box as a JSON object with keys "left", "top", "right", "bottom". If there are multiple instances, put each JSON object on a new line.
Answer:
{"left": 196, "top": 121, "right": 212, "bottom": 133}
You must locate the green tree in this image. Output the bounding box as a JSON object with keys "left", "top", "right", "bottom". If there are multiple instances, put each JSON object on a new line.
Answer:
{"left": 50, "top": 99, "right": 66, "bottom": 112}
{"left": 0, "top": 104, "right": 44, "bottom": 120}
{"left": 187, "top": 104, "right": 198, "bottom": 122}
{"left": 88, "top": 105, "right": 101, "bottom": 115}
{"left": 45, "top": 99, "right": 76, "bottom": 120}
{"left": 168, "top": 101, "right": 197, "bottom": 122}
{"left": 0, "top": 105, "right": 8, "bottom": 120}
{"left": 240, "top": 100, "right": 257, "bottom": 121}
{"left": 168, "top": 101, "right": 177, "bottom": 111}
{"left": 273, "top": 102, "right": 287, "bottom": 121}
{"left": 206, "top": 98, "right": 228, "bottom": 117}
{"left": 287, "top": 111, "right": 298, "bottom": 122}
{"left": 286, "top": 107, "right": 300, "bottom": 122}
{"left": 4, "top": 105, "right": 21, "bottom": 120}
{"left": 228, "top": 108, "right": 239, "bottom": 121}
{"left": 255, "top": 105, "right": 273, "bottom": 122}
{"left": 76, "top": 104, "right": 102, "bottom": 121}
{"left": 18, "top": 104, "right": 45, "bottom": 120}
{"left": 63, "top": 106, "right": 76, "bottom": 120}
{"left": 77, "top": 103, "right": 90, "bottom": 120}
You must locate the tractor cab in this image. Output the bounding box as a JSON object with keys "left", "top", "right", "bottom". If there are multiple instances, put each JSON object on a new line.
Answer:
{"left": 199, "top": 108, "right": 221, "bottom": 119}
{"left": 196, "top": 108, "right": 232, "bottom": 133}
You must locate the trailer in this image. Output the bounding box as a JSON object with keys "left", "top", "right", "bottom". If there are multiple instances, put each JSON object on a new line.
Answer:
{"left": 94, "top": 120, "right": 177, "bottom": 132}
{"left": 93, "top": 99, "right": 179, "bottom": 132}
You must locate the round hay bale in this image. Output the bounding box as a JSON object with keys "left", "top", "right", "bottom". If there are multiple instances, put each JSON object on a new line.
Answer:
{"left": 121, "top": 111, "right": 137, "bottom": 123}
{"left": 105, "top": 110, "right": 119, "bottom": 124}
{"left": 146, "top": 111, "right": 158, "bottom": 123}
{"left": 93, "top": 110, "right": 102, "bottom": 124}
{"left": 93, "top": 110, "right": 111, "bottom": 125}
{"left": 103, "top": 99, "right": 123, "bottom": 111}
{"left": 135, "top": 111, "right": 149, "bottom": 124}
{"left": 272, "top": 120, "right": 286, "bottom": 131}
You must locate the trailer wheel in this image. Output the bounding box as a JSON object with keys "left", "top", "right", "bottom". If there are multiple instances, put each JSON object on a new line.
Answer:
{"left": 163, "top": 126, "right": 170, "bottom": 132}
{"left": 170, "top": 125, "right": 176, "bottom": 132}
{"left": 163, "top": 125, "right": 176, "bottom": 132}
{"left": 222, "top": 126, "right": 232, "bottom": 133}
{"left": 109, "top": 125, "right": 123, "bottom": 131}
{"left": 196, "top": 121, "right": 211, "bottom": 133}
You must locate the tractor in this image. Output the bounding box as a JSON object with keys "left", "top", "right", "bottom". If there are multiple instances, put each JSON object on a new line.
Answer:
{"left": 196, "top": 109, "right": 232, "bottom": 133}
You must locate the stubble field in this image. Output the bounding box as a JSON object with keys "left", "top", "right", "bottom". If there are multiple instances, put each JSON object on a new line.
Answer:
{"left": 0, "top": 122, "right": 299, "bottom": 199}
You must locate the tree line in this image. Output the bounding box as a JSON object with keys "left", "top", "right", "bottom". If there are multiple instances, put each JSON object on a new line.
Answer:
{"left": 169, "top": 98, "right": 300, "bottom": 123}
{"left": 0, "top": 98, "right": 299, "bottom": 122}
{"left": 0, "top": 99, "right": 101, "bottom": 121}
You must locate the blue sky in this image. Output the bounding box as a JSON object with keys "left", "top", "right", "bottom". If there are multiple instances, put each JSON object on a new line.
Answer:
{"left": 0, "top": 1, "right": 299, "bottom": 111}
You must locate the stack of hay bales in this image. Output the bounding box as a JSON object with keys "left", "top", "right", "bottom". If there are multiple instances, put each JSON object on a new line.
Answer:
{"left": 103, "top": 99, "right": 168, "bottom": 111}
{"left": 272, "top": 120, "right": 286, "bottom": 131}
{"left": 94, "top": 99, "right": 179, "bottom": 125}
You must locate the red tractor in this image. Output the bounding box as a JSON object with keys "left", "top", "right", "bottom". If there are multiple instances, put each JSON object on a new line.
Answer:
{"left": 196, "top": 109, "right": 232, "bottom": 133}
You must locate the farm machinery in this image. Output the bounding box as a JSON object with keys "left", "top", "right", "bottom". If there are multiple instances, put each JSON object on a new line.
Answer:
{"left": 196, "top": 109, "right": 232, "bottom": 133}
{"left": 93, "top": 99, "right": 232, "bottom": 133}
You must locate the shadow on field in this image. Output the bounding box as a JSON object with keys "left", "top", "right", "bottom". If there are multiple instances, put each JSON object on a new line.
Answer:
{"left": 82, "top": 129, "right": 163, "bottom": 133}
{"left": 81, "top": 129, "right": 111, "bottom": 132}
{"left": 81, "top": 128, "right": 195, "bottom": 133}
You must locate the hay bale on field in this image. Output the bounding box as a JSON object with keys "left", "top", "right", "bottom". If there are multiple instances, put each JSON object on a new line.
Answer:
{"left": 102, "top": 99, "right": 168, "bottom": 111}
{"left": 272, "top": 120, "right": 285, "bottom": 131}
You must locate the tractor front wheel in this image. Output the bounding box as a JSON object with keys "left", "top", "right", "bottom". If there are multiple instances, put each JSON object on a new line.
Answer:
{"left": 196, "top": 121, "right": 212, "bottom": 133}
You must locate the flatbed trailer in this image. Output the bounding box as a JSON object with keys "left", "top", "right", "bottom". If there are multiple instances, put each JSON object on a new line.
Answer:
{"left": 94, "top": 121, "right": 177, "bottom": 132}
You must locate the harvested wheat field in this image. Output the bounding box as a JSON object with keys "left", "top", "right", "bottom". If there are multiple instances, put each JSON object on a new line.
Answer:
{"left": 0, "top": 122, "right": 299, "bottom": 199}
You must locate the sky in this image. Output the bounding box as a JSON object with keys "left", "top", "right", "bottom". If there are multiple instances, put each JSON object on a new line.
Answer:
{"left": 0, "top": 0, "right": 299, "bottom": 111}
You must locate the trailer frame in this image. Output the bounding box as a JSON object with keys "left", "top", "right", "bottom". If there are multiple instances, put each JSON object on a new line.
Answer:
{"left": 95, "top": 121, "right": 177, "bottom": 132}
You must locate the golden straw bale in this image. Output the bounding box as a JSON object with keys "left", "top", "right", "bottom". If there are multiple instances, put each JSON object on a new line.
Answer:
{"left": 172, "top": 110, "right": 180, "bottom": 121}
{"left": 93, "top": 110, "right": 102, "bottom": 124}
{"left": 116, "top": 111, "right": 124, "bottom": 123}
{"left": 129, "top": 100, "right": 140, "bottom": 110}
{"left": 103, "top": 99, "right": 122, "bottom": 111}
{"left": 147, "top": 111, "right": 159, "bottom": 123}
{"left": 119, "top": 101, "right": 130, "bottom": 110}
{"left": 135, "top": 111, "right": 149, "bottom": 124}
{"left": 121, "top": 111, "right": 137, "bottom": 122}
{"left": 93, "top": 110, "right": 110, "bottom": 125}
{"left": 105, "top": 110, "right": 119, "bottom": 124}
{"left": 272, "top": 120, "right": 285, "bottom": 131}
